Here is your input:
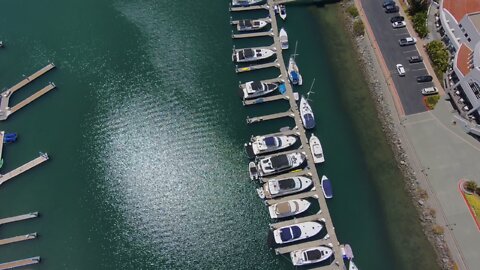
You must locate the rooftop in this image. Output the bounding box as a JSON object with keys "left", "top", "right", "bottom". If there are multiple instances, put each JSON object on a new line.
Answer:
{"left": 469, "top": 13, "right": 480, "bottom": 33}
{"left": 444, "top": 0, "right": 480, "bottom": 23}
{"left": 457, "top": 43, "right": 473, "bottom": 76}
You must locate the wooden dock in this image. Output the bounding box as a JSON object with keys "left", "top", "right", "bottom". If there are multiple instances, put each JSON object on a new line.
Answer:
{"left": 236, "top": 61, "right": 280, "bottom": 73}
{"left": 0, "top": 257, "right": 40, "bottom": 270}
{"left": 243, "top": 94, "right": 288, "bottom": 106}
{"left": 7, "top": 64, "right": 55, "bottom": 95}
{"left": 239, "top": 77, "right": 284, "bottom": 89}
{"left": 246, "top": 110, "right": 294, "bottom": 124}
{"left": 0, "top": 212, "right": 39, "bottom": 226}
{"left": 0, "top": 233, "right": 37, "bottom": 246}
{"left": 0, "top": 153, "right": 49, "bottom": 186}
{"left": 233, "top": 30, "right": 274, "bottom": 39}
{"left": 229, "top": 4, "right": 269, "bottom": 12}
{"left": 9, "top": 83, "right": 57, "bottom": 114}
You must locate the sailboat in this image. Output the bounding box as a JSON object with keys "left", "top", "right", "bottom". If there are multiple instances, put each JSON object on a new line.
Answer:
{"left": 288, "top": 41, "right": 302, "bottom": 85}
{"left": 300, "top": 79, "right": 316, "bottom": 129}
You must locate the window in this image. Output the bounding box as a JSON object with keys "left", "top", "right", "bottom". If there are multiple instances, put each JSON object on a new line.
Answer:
{"left": 465, "top": 33, "right": 469, "bottom": 37}
{"left": 469, "top": 81, "right": 480, "bottom": 99}
{"left": 468, "top": 38, "right": 471, "bottom": 42}
{"left": 459, "top": 24, "right": 463, "bottom": 27}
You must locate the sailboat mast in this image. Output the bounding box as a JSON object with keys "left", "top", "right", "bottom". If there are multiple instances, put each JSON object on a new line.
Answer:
{"left": 307, "top": 78, "right": 316, "bottom": 99}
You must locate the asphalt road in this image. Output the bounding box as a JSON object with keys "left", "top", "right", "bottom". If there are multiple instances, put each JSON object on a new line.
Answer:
{"left": 360, "top": 0, "right": 434, "bottom": 115}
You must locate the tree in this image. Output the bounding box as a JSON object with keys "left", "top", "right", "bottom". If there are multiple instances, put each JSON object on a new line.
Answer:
{"left": 465, "top": 180, "right": 478, "bottom": 193}
{"left": 412, "top": 12, "right": 429, "bottom": 38}
{"left": 408, "top": 0, "right": 429, "bottom": 15}
{"left": 426, "top": 40, "right": 450, "bottom": 75}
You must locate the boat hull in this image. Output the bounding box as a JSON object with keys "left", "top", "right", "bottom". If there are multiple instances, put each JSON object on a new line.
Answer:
{"left": 231, "top": 0, "right": 263, "bottom": 7}
{"left": 241, "top": 81, "right": 278, "bottom": 100}
{"left": 237, "top": 20, "right": 268, "bottom": 32}
{"left": 233, "top": 48, "right": 275, "bottom": 63}
{"left": 258, "top": 152, "right": 306, "bottom": 177}
{"left": 251, "top": 135, "right": 297, "bottom": 156}
{"left": 300, "top": 96, "right": 315, "bottom": 129}
{"left": 309, "top": 134, "right": 324, "bottom": 163}
{"left": 273, "top": 221, "right": 322, "bottom": 244}
{"left": 258, "top": 176, "right": 312, "bottom": 199}
{"left": 249, "top": 161, "right": 259, "bottom": 180}
{"left": 268, "top": 199, "right": 311, "bottom": 219}
{"left": 290, "top": 246, "right": 334, "bottom": 266}
{"left": 321, "top": 175, "right": 333, "bottom": 199}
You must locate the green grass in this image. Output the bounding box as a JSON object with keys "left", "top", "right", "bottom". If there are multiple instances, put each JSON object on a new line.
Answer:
{"left": 346, "top": 4, "right": 359, "bottom": 18}
{"left": 424, "top": 94, "right": 440, "bottom": 110}
{"left": 353, "top": 19, "right": 364, "bottom": 37}
{"left": 465, "top": 194, "right": 480, "bottom": 220}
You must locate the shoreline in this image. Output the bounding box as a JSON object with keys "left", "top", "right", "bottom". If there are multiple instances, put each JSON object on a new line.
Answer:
{"left": 338, "top": 1, "right": 454, "bottom": 269}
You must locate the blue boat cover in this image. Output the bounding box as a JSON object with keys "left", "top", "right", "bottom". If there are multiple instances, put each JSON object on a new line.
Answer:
{"left": 323, "top": 178, "right": 333, "bottom": 198}
{"left": 290, "top": 71, "right": 298, "bottom": 82}
{"left": 303, "top": 113, "right": 315, "bottom": 129}
{"left": 279, "top": 83, "right": 286, "bottom": 94}
{"left": 264, "top": 137, "right": 276, "bottom": 147}
{"left": 280, "top": 226, "right": 301, "bottom": 242}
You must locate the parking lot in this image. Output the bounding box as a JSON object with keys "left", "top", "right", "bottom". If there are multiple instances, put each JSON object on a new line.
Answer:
{"left": 360, "top": 0, "right": 434, "bottom": 115}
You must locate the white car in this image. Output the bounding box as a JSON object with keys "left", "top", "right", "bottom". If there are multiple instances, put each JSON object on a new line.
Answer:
{"left": 396, "top": 64, "right": 405, "bottom": 76}
{"left": 392, "top": 21, "right": 406, "bottom": 28}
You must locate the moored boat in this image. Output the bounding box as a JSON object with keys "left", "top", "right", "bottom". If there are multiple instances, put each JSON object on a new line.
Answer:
{"left": 288, "top": 56, "right": 303, "bottom": 85}
{"left": 250, "top": 152, "right": 306, "bottom": 180}
{"left": 321, "top": 175, "right": 333, "bottom": 199}
{"left": 236, "top": 19, "right": 268, "bottom": 32}
{"left": 279, "top": 28, "right": 288, "bottom": 50}
{"left": 279, "top": 4, "right": 287, "bottom": 20}
{"left": 245, "top": 134, "right": 296, "bottom": 158}
{"left": 349, "top": 260, "right": 359, "bottom": 270}
{"left": 268, "top": 199, "right": 311, "bottom": 219}
{"left": 3, "top": 133, "right": 17, "bottom": 143}
{"left": 273, "top": 221, "right": 322, "bottom": 244}
{"left": 257, "top": 176, "right": 312, "bottom": 199}
{"left": 290, "top": 246, "right": 334, "bottom": 266}
{"left": 309, "top": 133, "right": 324, "bottom": 163}
{"left": 231, "top": 0, "right": 263, "bottom": 7}
{"left": 232, "top": 48, "right": 275, "bottom": 63}
{"left": 240, "top": 81, "right": 278, "bottom": 100}
{"left": 300, "top": 96, "right": 315, "bottom": 129}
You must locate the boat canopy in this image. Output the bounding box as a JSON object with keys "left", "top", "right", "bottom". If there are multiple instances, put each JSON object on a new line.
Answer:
{"left": 276, "top": 202, "right": 293, "bottom": 214}
{"left": 264, "top": 137, "right": 279, "bottom": 147}
{"left": 270, "top": 155, "right": 290, "bottom": 169}
{"left": 251, "top": 81, "right": 263, "bottom": 90}
{"left": 306, "top": 250, "right": 323, "bottom": 260}
{"left": 240, "top": 49, "right": 254, "bottom": 59}
{"left": 278, "top": 178, "right": 296, "bottom": 190}
{"left": 280, "top": 226, "right": 301, "bottom": 241}
{"left": 239, "top": 20, "right": 252, "bottom": 28}
{"left": 290, "top": 71, "right": 299, "bottom": 81}
{"left": 304, "top": 113, "right": 315, "bottom": 129}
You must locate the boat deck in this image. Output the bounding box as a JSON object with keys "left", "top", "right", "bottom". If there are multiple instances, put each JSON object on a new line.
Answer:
{"left": 0, "top": 257, "right": 40, "bottom": 270}
{"left": 0, "top": 212, "right": 39, "bottom": 226}
{"left": 0, "top": 153, "right": 49, "bottom": 186}
{"left": 0, "top": 233, "right": 37, "bottom": 246}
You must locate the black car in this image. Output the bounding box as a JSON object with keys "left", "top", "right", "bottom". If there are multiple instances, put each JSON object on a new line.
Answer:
{"left": 409, "top": 55, "right": 423, "bottom": 63}
{"left": 383, "top": 0, "right": 395, "bottom": 7}
{"left": 390, "top": 16, "right": 405, "bottom": 23}
{"left": 416, "top": 75, "right": 433, "bottom": 82}
{"left": 385, "top": 4, "right": 399, "bottom": 13}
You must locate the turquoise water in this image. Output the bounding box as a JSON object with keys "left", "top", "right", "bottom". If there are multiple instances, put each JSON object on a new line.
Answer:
{"left": 0, "top": 0, "right": 438, "bottom": 269}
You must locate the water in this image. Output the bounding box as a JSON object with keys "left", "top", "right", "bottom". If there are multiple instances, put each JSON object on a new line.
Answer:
{"left": 0, "top": 1, "right": 439, "bottom": 269}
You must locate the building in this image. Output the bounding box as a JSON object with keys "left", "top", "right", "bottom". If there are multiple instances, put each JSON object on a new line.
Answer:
{"left": 439, "top": 0, "right": 480, "bottom": 135}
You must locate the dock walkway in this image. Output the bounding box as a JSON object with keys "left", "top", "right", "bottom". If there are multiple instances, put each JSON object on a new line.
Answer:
{"left": 0, "top": 257, "right": 40, "bottom": 270}
{"left": 233, "top": 31, "right": 274, "bottom": 39}
{"left": 229, "top": 4, "right": 269, "bottom": 12}
{"left": 243, "top": 94, "right": 288, "bottom": 106}
{"left": 0, "top": 131, "right": 4, "bottom": 161}
{"left": 0, "top": 153, "right": 49, "bottom": 186}
{"left": 0, "top": 212, "right": 38, "bottom": 226}
{"left": 0, "top": 233, "right": 37, "bottom": 246}
{"left": 246, "top": 110, "right": 294, "bottom": 123}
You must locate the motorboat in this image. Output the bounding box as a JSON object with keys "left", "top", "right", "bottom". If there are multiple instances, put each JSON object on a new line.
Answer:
{"left": 321, "top": 175, "right": 333, "bottom": 199}
{"left": 240, "top": 81, "right": 278, "bottom": 100}
{"left": 290, "top": 246, "right": 334, "bottom": 266}
{"left": 288, "top": 56, "right": 303, "bottom": 85}
{"left": 251, "top": 152, "right": 306, "bottom": 180}
{"left": 268, "top": 199, "right": 311, "bottom": 219}
{"left": 279, "top": 4, "right": 287, "bottom": 20}
{"left": 231, "top": 0, "right": 263, "bottom": 7}
{"left": 236, "top": 19, "right": 268, "bottom": 32}
{"left": 249, "top": 161, "right": 259, "bottom": 180}
{"left": 309, "top": 133, "right": 324, "bottom": 163}
{"left": 232, "top": 48, "right": 275, "bottom": 63}
{"left": 349, "top": 260, "right": 359, "bottom": 270}
{"left": 300, "top": 96, "right": 315, "bottom": 129}
{"left": 3, "top": 133, "right": 17, "bottom": 143}
{"left": 245, "top": 134, "right": 297, "bottom": 158}
{"left": 279, "top": 28, "right": 288, "bottom": 50}
{"left": 257, "top": 176, "right": 312, "bottom": 199}
{"left": 273, "top": 221, "right": 322, "bottom": 244}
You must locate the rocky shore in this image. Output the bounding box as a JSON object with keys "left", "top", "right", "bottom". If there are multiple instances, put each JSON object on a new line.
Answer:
{"left": 339, "top": 1, "right": 454, "bottom": 269}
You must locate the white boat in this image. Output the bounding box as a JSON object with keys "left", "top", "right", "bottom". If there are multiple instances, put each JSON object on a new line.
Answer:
{"left": 288, "top": 56, "right": 303, "bottom": 85}
{"left": 232, "top": 48, "right": 275, "bottom": 63}
{"left": 321, "top": 175, "right": 333, "bottom": 199}
{"left": 231, "top": 0, "right": 263, "bottom": 7}
{"left": 309, "top": 133, "right": 324, "bottom": 163}
{"left": 300, "top": 96, "right": 315, "bottom": 129}
{"left": 245, "top": 135, "right": 296, "bottom": 158}
{"left": 279, "top": 4, "right": 287, "bottom": 20}
{"left": 257, "top": 176, "right": 312, "bottom": 199}
{"left": 290, "top": 246, "right": 334, "bottom": 266}
{"left": 268, "top": 199, "right": 311, "bottom": 219}
{"left": 236, "top": 19, "right": 268, "bottom": 32}
{"left": 253, "top": 152, "right": 305, "bottom": 179}
{"left": 279, "top": 28, "right": 288, "bottom": 50}
{"left": 349, "top": 260, "right": 359, "bottom": 270}
{"left": 240, "top": 81, "right": 278, "bottom": 100}
{"left": 273, "top": 221, "right": 322, "bottom": 244}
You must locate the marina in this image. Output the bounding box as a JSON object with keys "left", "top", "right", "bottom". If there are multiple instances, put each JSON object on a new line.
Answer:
{"left": 0, "top": 152, "right": 49, "bottom": 186}
{"left": 0, "top": 212, "right": 39, "bottom": 226}
{"left": 0, "top": 257, "right": 40, "bottom": 270}
{"left": 231, "top": 0, "right": 347, "bottom": 268}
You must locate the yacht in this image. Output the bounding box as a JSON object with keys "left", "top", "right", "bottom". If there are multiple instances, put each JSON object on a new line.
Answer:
{"left": 279, "top": 4, "right": 287, "bottom": 20}
{"left": 321, "top": 175, "right": 333, "bottom": 199}
{"left": 273, "top": 221, "right": 322, "bottom": 244}
{"left": 279, "top": 28, "right": 288, "bottom": 50}
{"left": 245, "top": 134, "right": 296, "bottom": 158}
{"left": 232, "top": 48, "right": 275, "bottom": 63}
{"left": 249, "top": 152, "right": 306, "bottom": 180}
{"left": 257, "top": 176, "right": 312, "bottom": 199}
{"left": 290, "top": 246, "right": 334, "bottom": 266}
{"left": 300, "top": 96, "right": 315, "bottom": 129}
{"left": 268, "top": 199, "right": 311, "bottom": 219}
{"left": 309, "top": 133, "right": 324, "bottom": 163}
{"left": 236, "top": 19, "right": 268, "bottom": 32}
{"left": 231, "top": 0, "right": 263, "bottom": 7}
{"left": 288, "top": 56, "right": 303, "bottom": 85}
{"left": 240, "top": 80, "right": 278, "bottom": 100}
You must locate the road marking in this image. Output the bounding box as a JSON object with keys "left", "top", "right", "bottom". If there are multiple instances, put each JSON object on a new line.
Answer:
{"left": 402, "top": 49, "right": 418, "bottom": 54}
{"left": 411, "top": 68, "right": 427, "bottom": 71}
{"left": 395, "top": 32, "right": 409, "bottom": 36}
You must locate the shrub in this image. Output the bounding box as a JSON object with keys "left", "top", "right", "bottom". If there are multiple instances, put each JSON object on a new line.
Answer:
{"left": 426, "top": 40, "right": 450, "bottom": 78}
{"left": 408, "top": 0, "right": 429, "bottom": 15}
{"left": 347, "top": 4, "right": 359, "bottom": 18}
{"left": 476, "top": 187, "right": 480, "bottom": 196}
{"left": 465, "top": 180, "right": 478, "bottom": 193}
{"left": 418, "top": 188, "right": 428, "bottom": 199}
{"left": 424, "top": 94, "right": 440, "bottom": 110}
{"left": 432, "top": 225, "right": 444, "bottom": 235}
{"left": 412, "top": 12, "right": 429, "bottom": 38}
{"left": 353, "top": 20, "right": 364, "bottom": 37}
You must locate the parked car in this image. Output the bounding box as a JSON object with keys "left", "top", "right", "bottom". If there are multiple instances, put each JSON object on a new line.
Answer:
{"left": 383, "top": 0, "right": 395, "bottom": 7}
{"left": 421, "top": 87, "right": 438, "bottom": 95}
{"left": 416, "top": 75, "right": 433, "bottom": 82}
{"left": 399, "top": 37, "right": 417, "bottom": 46}
{"left": 396, "top": 64, "right": 405, "bottom": 76}
{"left": 408, "top": 55, "right": 423, "bottom": 63}
{"left": 392, "top": 21, "right": 406, "bottom": 28}
{"left": 385, "top": 4, "right": 399, "bottom": 13}
{"left": 390, "top": 16, "right": 405, "bottom": 23}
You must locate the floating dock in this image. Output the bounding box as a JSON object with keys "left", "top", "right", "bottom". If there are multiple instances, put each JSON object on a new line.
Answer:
{"left": 0, "top": 257, "right": 40, "bottom": 270}
{"left": 232, "top": 30, "right": 274, "bottom": 39}
{"left": 243, "top": 94, "right": 288, "bottom": 106}
{"left": 246, "top": 110, "right": 294, "bottom": 123}
{"left": 0, "top": 64, "right": 56, "bottom": 121}
{"left": 0, "top": 153, "right": 49, "bottom": 186}
{"left": 0, "top": 212, "right": 39, "bottom": 226}
{"left": 235, "top": 61, "right": 280, "bottom": 73}
{"left": 0, "top": 233, "right": 37, "bottom": 246}
{"left": 229, "top": 4, "right": 269, "bottom": 12}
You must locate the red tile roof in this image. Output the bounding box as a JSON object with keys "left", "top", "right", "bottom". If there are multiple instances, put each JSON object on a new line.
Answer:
{"left": 444, "top": 0, "right": 480, "bottom": 22}
{"left": 456, "top": 44, "right": 472, "bottom": 76}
